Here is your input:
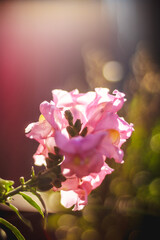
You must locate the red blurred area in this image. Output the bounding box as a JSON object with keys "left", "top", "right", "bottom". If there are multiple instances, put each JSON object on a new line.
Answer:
{"left": 0, "top": 1, "right": 106, "bottom": 183}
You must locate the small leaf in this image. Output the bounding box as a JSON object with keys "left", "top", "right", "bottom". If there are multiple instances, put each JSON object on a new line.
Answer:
{"left": 0, "top": 178, "right": 14, "bottom": 193}
{"left": 30, "top": 191, "right": 47, "bottom": 216}
{"left": 19, "top": 192, "right": 44, "bottom": 218}
{"left": 0, "top": 217, "right": 25, "bottom": 240}
{"left": 30, "top": 190, "right": 48, "bottom": 229}
{"left": 6, "top": 203, "right": 32, "bottom": 231}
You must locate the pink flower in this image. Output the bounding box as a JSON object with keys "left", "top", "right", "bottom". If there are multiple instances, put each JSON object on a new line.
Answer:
{"left": 54, "top": 163, "right": 113, "bottom": 210}
{"left": 83, "top": 89, "right": 133, "bottom": 163}
{"left": 26, "top": 88, "right": 133, "bottom": 210}
{"left": 25, "top": 118, "right": 53, "bottom": 143}
{"left": 55, "top": 131, "right": 106, "bottom": 177}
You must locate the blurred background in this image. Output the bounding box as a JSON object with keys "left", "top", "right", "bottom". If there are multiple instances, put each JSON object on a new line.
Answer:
{"left": 0, "top": 0, "right": 160, "bottom": 239}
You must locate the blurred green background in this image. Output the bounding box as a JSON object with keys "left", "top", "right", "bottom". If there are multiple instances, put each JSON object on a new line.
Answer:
{"left": 43, "top": 44, "right": 160, "bottom": 240}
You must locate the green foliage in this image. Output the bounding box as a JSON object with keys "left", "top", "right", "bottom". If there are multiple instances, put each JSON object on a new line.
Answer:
{"left": 0, "top": 173, "right": 47, "bottom": 239}
{"left": 0, "top": 178, "right": 14, "bottom": 202}
{"left": 0, "top": 218, "right": 25, "bottom": 240}
{"left": 6, "top": 203, "right": 33, "bottom": 230}
{"left": 19, "top": 192, "right": 44, "bottom": 218}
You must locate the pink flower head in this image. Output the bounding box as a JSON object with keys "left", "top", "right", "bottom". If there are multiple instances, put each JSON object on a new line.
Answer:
{"left": 26, "top": 88, "right": 133, "bottom": 210}
{"left": 54, "top": 163, "right": 113, "bottom": 211}
{"left": 55, "top": 131, "right": 106, "bottom": 178}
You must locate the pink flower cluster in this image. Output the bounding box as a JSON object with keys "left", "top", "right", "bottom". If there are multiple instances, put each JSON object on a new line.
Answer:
{"left": 26, "top": 88, "right": 133, "bottom": 210}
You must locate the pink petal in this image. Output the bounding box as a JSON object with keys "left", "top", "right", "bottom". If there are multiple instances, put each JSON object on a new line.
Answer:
{"left": 60, "top": 190, "right": 78, "bottom": 209}
{"left": 52, "top": 89, "right": 74, "bottom": 107}
{"left": 25, "top": 120, "right": 53, "bottom": 141}
{"left": 92, "top": 112, "right": 119, "bottom": 133}
{"left": 55, "top": 131, "right": 106, "bottom": 154}
{"left": 62, "top": 151, "right": 105, "bottom": 178}
{"left": 99, "top": 135, "right": 124, "bottom": 163}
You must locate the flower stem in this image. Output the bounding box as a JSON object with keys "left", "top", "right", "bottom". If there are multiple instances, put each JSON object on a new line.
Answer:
{"left": 2, "top": 159, "right": 65, "bottom": 202}
{"left": 4, "top": 178, "right": 38, "bottom": 200}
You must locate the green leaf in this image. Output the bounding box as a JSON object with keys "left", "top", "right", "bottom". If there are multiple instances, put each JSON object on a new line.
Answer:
{"left": 0, "top": 217, "right": 25, "bottom": 240}
{"left": 19, "top": 192, "right": 44, "bottom": 218}
{"left": 30, "top": 190, "right": 48, "bottom": 229}
{"left": 0, "top": 178, "right": 14, "bottom": 193}
{"left": 30, "top": 190, "right": 47, "bottom": 216}
{"left": 6, "top": 203, "right": 33, "bottom": 231}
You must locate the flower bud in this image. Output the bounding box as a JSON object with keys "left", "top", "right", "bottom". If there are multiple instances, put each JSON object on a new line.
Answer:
{"left": 64, "top": 110, "right": 73, "bottom": 126}
{"left": 19, "top": 177, "right": 25, "bottom": 185}
{"left": 37, "top": 177, "right": 53, "bottom": 192}
{"left": 46, "top": 158, "right": 54, "bottom": 168}
{"left": 48, "top": 152, "right": 55, "bottom": 160}
{"left": 80, "top": 127, "right": 88, "bottom": 137}
{"left": 74, "top": 119, "right": 82, "bottom": 133}
{"left": 53, "top": 179, "right": 62, "bottom": 188}
{"left": 54, "top": 146, "right": 59, "bottom": 155}
{"left": 52, "top": 166, "right": 61, "bottom": 175}
{"left": 58, "top": 174, "right": 66, "bottom": 182}
{"left": 67, "top": 126, "right": 76, "bottom": 137}
{"left": 37, "top": 183, "right": 53, "bottom": 192}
